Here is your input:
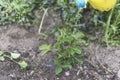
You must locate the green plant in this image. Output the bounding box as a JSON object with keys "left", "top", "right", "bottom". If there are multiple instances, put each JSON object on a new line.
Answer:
{"left": 39, "top": 44, "right": 51, "bottom": 56}
{"left": 97, "top": 0, "right": 120, "bottom": 46}
{"left": 44, "top": 0, "right": 84, "bottom": 27}
{"left": 0, "top": 0, "right": 35, "bottom": 25}
{"left": 104, "top": 0, "right": 120, "bottom": 46}
{"left": 39, "top": 27, "right": 86, "bottom": 75}
{"left": 81, "top": 0, "right": 120, "bottom": 46}
{"left": 0, "top": 51, "right": 27, "bottom": 69}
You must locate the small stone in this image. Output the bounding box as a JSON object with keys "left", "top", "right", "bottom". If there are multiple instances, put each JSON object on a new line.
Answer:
{"left": 117, "top": 70, "right": 120, "bottom": 78}
{"left": 106, "top": 75, "right": 111, "bottom": 78}
{"left": 65, "top": 71, "right": 70, "bottom": 76}
{"left": 77, "top": 70, "right": 80, "bottom": 75}
{"left": 78, "top": 66, "right": 83, "bottom": 70}
{"left": 56, "top": 77, "right": 59, "bottom": 79}
{"left": 54, "top": 32, "right": 59, "bottom": 37}
{"left": 30, "top": 70, "right": 34, "bottom": 75}
{"left": 84, "top": 66, "right": 87, "bottom": 69}
{"left": 8, "top": 73, "right": 16, "bottom": 78}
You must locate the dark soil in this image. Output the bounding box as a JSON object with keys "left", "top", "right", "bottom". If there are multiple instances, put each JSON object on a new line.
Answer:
{"left": 0, "top": 9, "right": 120, "bottom": 80}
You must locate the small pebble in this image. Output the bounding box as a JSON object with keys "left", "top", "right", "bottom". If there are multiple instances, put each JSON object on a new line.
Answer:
{"left": 56, "top": 77, "right": 59, "bottom": 79}
{"left": 106, "top": 75, "right": 111, "bottom": 78}
{"left": 84, "top": 66, "right": 87, "bottom": 69}
{"left": 65, "top": 71, "right": 70, "bottom": 76}
{"left": 78, "top": 66, "right": 83, "bottom": 70}
{"left": 8, "top": 73, "right": 16, "bottom": 78}
{"left": 117, "top": 70, "right": 120, "bottom": 78}
{"left": 30, "top": 71, "right": 34, "bottom": 75}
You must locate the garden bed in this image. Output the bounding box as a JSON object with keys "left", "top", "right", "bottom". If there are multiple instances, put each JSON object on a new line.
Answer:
{"left": 0, "top": 9, "right": 120, "bottom": 80}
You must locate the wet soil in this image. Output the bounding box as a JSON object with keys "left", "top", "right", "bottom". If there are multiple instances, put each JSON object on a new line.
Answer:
{"left": 0, "top": 9, "right": 120, "bottom": 80}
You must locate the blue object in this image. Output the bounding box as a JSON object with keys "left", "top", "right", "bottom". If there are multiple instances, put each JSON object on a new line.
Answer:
{"left": 76, "top": 0, "right": 86, "bottom": 8}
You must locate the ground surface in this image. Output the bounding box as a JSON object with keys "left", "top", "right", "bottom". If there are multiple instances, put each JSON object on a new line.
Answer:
{"left": 0, "top": 9, "right": 120, "bottom": 80}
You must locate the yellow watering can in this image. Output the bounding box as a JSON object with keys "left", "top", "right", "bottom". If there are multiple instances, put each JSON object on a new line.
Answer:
{"left": 76, "top": 0, "right": 117, "bottom": 11}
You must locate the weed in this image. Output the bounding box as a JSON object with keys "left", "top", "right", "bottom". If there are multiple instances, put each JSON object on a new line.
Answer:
{"left": 0, "top": 51, "right": 27, "bottom": 69}
{"left": 0, "top": 0, "right": 35, "bottom": 25}
{"left": 96, "top": 0, "right": 120, "bottom": 46}
{"left": 39, "top": 27, "right": 86, "bottom": 75}
{"left": 104, "top": 0, "right": 120, "bottom": 46}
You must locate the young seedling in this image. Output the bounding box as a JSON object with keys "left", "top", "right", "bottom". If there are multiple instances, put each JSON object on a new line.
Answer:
{"left": 40, "top": 27, "right": 86, "bottom": 75}
{"left": 0, "top": 51, "right": 27, "bottom": 69}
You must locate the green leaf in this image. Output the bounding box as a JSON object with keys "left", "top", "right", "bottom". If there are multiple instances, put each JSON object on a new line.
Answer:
{"left": 39, "top": 44, "right": 51, "bottom": 50}
{"left": 69, "top": 48, "right": 75, "bottom": 55}
{"left": 53, "top": 43, "right": 60, "bottom": 51}
{"left": 0, "top": 51, "right": 3, "bottom": 56}
{"left": 59, "top": 52, "right": 67, "bottom": 57}
{"left": 10, "top": 53, "right": 20, "bottom": 59}
{"left": 40, "top": 50, "right": 48, "bottom": 56}
{"left": 0, "top": 56, "right": 5, "bottom": 61}
{"left": 54, "top": 58, "right": 61, "bottom": 65}
{"left": 73, "top": 32, "right": 85, "bottom": 39}
{"left": 39, "top": 44, "right": 51, "bottom": 56}
{"left": 62, "top": 64, "right": 72, "bottom": 69}
{"left": 74, "top": 57, "right": 83, "bottom": 64}
{"left": 73, "top": 48, "right": 82, "bottom": 54}
{"left": 18, "top": 61, "right": 27, "bottom": 69}
{"left": 55, "top": 66, "right": 62, "bottom": 75}
{"left": 58, "top": 54, "right": 62, "bottom": 58}
{"left": 57, "top": 36, "right": 63, "bottom": 42}
{"left": 0, "top": 1, "right": 5, "bottom": 7}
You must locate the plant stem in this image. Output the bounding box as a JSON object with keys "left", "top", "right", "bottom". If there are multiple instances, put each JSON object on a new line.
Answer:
{"left": 4, "top": 55, "right": 18, "bottom": 64}
{"left": 113, "top": 12, "right": 120, "bottom": 25}
{"left": 38, "top": 8, "right": 48, "bottom": 34}
{"left": 105, "top": 8, "right": 114, "bottom": 45}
